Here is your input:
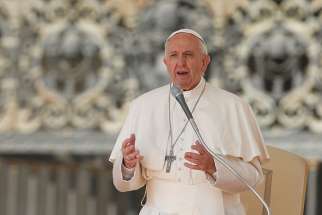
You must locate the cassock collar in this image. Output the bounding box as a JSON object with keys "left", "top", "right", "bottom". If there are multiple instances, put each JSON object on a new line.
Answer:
{"left": 182, "top": 77, "right": 206, "bottom": 100}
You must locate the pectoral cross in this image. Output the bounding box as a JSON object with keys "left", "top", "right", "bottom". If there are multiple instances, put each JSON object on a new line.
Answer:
{"left": 165, "top": 150, "right": 176, "bottom": 173}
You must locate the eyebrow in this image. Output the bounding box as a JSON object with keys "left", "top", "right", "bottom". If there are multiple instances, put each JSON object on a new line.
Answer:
{"left": 183, "top": 50, "right": 193, "bottom": 54}
{"left": 168, "top": 51, "right": 177, "bottom": 54}
{"left": 167, "top": 50, "right": 194, "bottom": 55}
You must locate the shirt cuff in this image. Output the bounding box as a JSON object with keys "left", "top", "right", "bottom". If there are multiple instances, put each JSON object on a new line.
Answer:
{"left": 206, "top": 171, "right": 218, "bottom": 186}
{"left": 121, "top": 163, "right": 135, "bottom": 181}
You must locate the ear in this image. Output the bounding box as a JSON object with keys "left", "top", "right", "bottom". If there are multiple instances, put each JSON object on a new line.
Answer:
{"left": 201, "top": 54, "right": 211, "bottom": 73}
{"left": 163, "top": 56, "right": 171, "bottom": 70}
{"left": 163, "top": 56, "right": 171, "bottom": 74}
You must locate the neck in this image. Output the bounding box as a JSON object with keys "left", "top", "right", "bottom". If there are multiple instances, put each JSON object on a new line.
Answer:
{"left": 175, "top": 78, "right": 203, "bottom": 91}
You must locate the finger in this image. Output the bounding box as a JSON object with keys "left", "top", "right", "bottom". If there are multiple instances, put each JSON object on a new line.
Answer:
{"left": 184, "top": 156, "right": 199, "bottom": 165}
{"left": 184, "top": 162, "right": 202, "bottom": 170}
{"left": 122, "top": 138, "right": 130, "bottom": 149}
{"left": 126, "top": 155, "right": 143, "bottom": 166}
{"left": 134, "top": 150, "right": 142, "bottom": 159}
{"left": 124, "top": 137, "right": 139, "bottom": 152}
{"left": 122, "top": 138, "right": 133, "bottom": 150}
{"left": 124, "top": 149, "right": 142, "bottom": 161}
{"left": 191, "top": 145, "right": 203, "bottom": 154}
{"left": 125, "top": 151, "right": 139, "bottom": 161}
{"left": 132, "top": 155, "right": 144, "bottom": 161}
{"left": 130, "top": 155, "right": 144, "bottom": 163}
{"left": 124, "top": 160, "right": 138, "bottom": 168}
{"left": 124, "top": 145, "right": 135, "bottom": 154}
{"left": 129, "top": 133, "right": 135, "bottom": 144}
{"left": 191, "top": 143, "right": 206, "bottom": 155}
{"left": 185, "top": 152, "right": 202, "bottom": 160}
{"left": 186, "top": 162, "right": 207, "bottom": 171}
{"left": 122, "top": 134, "right": 136, "bottom": 149}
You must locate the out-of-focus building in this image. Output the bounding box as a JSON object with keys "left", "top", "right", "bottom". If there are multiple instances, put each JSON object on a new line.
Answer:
{"left": 0, "top": 0, "right": 321, "bottom": 214}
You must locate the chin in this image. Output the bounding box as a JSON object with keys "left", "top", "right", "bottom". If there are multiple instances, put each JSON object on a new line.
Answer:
{"left": 174, "top": 81, "right": 192, "bottom": 90}
{"left": 179, "top": 84, "right": 193, "bottom": 91}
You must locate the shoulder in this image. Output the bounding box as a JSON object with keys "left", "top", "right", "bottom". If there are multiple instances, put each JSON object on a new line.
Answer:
{"left": 205, "top": 83, "right": 247, "bottom": 108}
{"left": 131, "top": 84, "right": 169, "bottom": 108}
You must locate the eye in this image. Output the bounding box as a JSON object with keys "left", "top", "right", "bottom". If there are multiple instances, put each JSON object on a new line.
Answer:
{"left": 184, "top": 52, "right": 193, "bottom": 57}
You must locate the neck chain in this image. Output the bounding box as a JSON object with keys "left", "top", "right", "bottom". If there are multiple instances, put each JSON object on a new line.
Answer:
{"left": 164, "top": 81, "right": 206, "bottom": 173}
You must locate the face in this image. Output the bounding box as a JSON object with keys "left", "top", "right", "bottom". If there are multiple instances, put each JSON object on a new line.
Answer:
{"left": 163, "top": 33, "right": 210, "bottom": 90}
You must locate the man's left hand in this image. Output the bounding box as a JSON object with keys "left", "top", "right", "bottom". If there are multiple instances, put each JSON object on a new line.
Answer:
{"left": 184, "top": 141, "right": 216, "bottom": 175}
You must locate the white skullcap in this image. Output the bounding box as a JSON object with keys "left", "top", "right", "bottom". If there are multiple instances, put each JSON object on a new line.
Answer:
{"left": 166, "top": 28, "right": 206, "bottom": 44}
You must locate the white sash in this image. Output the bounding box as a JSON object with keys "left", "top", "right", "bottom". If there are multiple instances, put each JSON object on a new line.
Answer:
{"left": 139, "top": 179, "right": 225, "bottom": 215}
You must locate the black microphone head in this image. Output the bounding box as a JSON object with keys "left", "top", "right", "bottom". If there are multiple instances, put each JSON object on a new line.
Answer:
{"left": 170, "top": 84, "right": 183, "bottom": 98}
{"left": 170, "top": 84, "right": 193, "bottom": 120}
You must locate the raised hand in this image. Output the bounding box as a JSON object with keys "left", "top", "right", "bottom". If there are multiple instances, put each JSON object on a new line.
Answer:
{"left": 184, "top": 141, "right": 216, "bottom": 175}
{"left": 121, "top": 134, "right": 143, "bottom": 169}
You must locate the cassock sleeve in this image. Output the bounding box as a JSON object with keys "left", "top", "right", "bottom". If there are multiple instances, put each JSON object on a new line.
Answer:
{"left": 207, "top": 156, "right": 263, "bottom": 193}
{"left": 108, "top": 101, "right": 146, "bottom": 191}
{"left": 112, "top": 156, "right": 146, "bottom": 192}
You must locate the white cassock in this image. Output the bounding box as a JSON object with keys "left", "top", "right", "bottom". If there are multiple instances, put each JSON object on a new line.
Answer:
{"left": 109, "top": 78, "right": 270, "bottom": 215}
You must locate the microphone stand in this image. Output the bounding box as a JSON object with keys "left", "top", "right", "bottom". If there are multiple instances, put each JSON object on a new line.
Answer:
{"left": 189, "top": 118, "right": 272, "bottom": 215}
{"left": 170, "top": 84, "right": 271, "bottom": 215}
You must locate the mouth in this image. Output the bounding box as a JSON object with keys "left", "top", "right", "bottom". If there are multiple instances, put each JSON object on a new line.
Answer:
{"left": 176, "top": 71, "right": 189, "bottom": 76}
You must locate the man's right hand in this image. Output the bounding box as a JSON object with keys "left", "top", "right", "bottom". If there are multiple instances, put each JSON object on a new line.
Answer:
{"left": 121, "top": 134, "right": 143, "bottom": 169}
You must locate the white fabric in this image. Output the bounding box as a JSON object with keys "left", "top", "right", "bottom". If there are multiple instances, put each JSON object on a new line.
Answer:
{"left": 121, "top": 164, "right": 135, "bottom": 180}
{"left": 109, "top": 78, "right": 269, "bottom": 214}
{"left": 113, "top": 155, "right": 262, "bottom": 215}
{"left": 166, "top": 28, "right": 206, "bottom": 45}
{"left": 143, "top": 179, "right": 225, "bottom": 215}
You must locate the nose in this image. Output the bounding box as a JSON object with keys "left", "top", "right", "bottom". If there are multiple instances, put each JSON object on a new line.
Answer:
{"left": 177, "top": 55, "right": 187, "bottom": 67}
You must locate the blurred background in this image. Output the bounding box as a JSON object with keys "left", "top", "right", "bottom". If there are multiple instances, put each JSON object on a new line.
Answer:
{"left": 0, "top": 0, "right": 321, "bottom": 214}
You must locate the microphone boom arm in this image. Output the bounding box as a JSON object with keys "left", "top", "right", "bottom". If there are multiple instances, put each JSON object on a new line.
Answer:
{"left": 189, "top": 119, "right": 271, "bottom": 215}
{"left": 170, "top": 84, "right": 271, "bottom": 215}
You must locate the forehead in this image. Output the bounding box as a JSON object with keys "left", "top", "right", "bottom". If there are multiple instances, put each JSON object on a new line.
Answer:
{"left": 166, "top": 33, "right": 202, "bottom": 51}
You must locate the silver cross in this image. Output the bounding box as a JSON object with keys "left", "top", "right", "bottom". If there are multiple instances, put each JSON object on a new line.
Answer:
{"left": 165, "top": 150, "right": 176, "bottom": 173}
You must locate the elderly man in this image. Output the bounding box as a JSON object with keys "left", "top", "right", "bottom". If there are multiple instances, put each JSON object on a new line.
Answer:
{"left": 109, "top": 29, "right": 269, "bottom": 215}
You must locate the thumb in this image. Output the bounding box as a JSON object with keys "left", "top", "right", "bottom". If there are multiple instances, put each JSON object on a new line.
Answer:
{"left": 130, "top": 133, "right": 136, "bottom": 143}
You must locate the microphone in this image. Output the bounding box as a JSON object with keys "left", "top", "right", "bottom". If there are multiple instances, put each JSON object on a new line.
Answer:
{"left": 170, "top": 84, "right": 271, "bottom": 215}
{"left": 170, "top": 85, "right": 193, "bottom": 120}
